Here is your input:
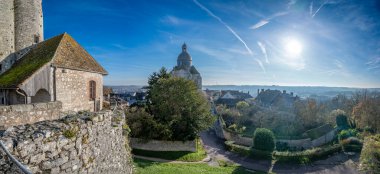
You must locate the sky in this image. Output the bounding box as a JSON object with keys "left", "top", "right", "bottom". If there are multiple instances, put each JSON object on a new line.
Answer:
{"left": 43, "top": 0, "right": 380, "bottom": 88}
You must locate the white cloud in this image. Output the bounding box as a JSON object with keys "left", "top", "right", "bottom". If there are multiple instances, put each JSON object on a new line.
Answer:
{"left": 366, "top": 57, "right": 380, "bottom": 70}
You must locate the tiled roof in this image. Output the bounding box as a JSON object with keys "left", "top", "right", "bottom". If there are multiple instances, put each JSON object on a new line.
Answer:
{"left": 0, "top": 33, "right": 107, "bottom": 88}
{"left": 52, "top": 33, "right": 108, "bottom": 75}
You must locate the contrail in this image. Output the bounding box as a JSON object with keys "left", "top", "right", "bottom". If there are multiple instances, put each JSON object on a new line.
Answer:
{"left": 312, "top": 1, "right": 327, "bottom": 18}
{"left": 309, "top": 1, "right": 313, "bottom": 16}
{"left": 193, "top": 0, "right": 265, "bottom": 72}
{"left": 257, "top": 41, "right": 269, "bottom": 64}
{"left": 250, "top": 11, "right": 287, "bottom": 30}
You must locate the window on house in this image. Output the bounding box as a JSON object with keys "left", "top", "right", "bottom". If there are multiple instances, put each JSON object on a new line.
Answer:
{"left": 0, "top": 64, "right": 2, "bottom": 72}
{"left": 89, "top": 80, "right": 96, "bottom": 101}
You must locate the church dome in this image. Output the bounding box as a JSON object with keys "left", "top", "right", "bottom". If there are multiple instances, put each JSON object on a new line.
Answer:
{"left": 177, "top": 43, "right": 192, "bottom": 61}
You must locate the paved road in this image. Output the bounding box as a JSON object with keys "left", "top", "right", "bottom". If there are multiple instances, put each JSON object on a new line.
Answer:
{"left": 200, "top": 130, "right": 361, "bottom": 174}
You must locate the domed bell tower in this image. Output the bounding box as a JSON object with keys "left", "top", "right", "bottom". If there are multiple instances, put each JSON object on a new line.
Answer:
{"left": 177, "top": 43, "right": 192, "bottom": 69}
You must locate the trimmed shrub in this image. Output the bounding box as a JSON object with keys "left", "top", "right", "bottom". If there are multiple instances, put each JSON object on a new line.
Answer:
{"left": 336, "top": 114, "right": 349, "bottom": 130}
{"left": 274, "top": 144, "right": 342, "bottom": 164}
{"left": 276, "top": 141, "right": 290, "bottom": 151}
{"left": 224, "top": 141, "right": 251, "bottom": 156}
{"left": 253, "top": 128, "right": 275, "bottom": 152}
{"left": 251, "top": 148, "right": 273, "bottom": 160}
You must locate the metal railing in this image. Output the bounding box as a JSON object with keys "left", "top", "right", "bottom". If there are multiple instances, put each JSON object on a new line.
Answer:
{"left": 0, "top": 140, "right": 32, "bottom": 174}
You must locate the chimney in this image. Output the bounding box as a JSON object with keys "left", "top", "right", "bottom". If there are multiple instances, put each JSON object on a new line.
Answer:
{"left": 290, "top": 92, "right": 294, "bottom": 96}
{"left": 283, "top": 90, "right": 286, "bottom": 94}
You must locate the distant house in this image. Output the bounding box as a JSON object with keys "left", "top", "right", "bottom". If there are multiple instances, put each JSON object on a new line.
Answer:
{"left": 103, "top": 87, "right": 114, "bottom": 101}
{"left": 0, "top": 33, "right": 108, "bottom": 112}
{"left": 215, "top": 90, "right": 253, "bottom": 107}
{"left": 255, "top": 89, "right": 299, "bottom": 108}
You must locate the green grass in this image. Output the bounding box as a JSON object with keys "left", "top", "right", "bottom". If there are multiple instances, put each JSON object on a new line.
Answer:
{"left": 132, "top": 139, "right": 207, "bottom": 162}
{"left": 134, "top": 158, "right": 261, "bottom": 174}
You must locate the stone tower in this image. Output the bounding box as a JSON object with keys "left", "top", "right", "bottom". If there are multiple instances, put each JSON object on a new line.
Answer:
{"left": 0, "top": 0, "right": 43, "bottom": 73}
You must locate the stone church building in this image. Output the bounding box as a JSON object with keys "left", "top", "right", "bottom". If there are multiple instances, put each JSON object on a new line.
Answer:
{"left": 171, "top": 43, "right": 202, "bottom": 89}
{"left": 0, "top": 0, "right": 107, "bottom": 112}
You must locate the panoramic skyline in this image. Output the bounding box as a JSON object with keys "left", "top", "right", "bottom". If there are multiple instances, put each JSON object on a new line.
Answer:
{"left": 43, "top": 0, "right": 380, "bottom": 88}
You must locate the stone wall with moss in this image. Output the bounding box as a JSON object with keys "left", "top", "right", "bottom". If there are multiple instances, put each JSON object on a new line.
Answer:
{"left": 0, "top": 111, "right": 133, "bottom": 174}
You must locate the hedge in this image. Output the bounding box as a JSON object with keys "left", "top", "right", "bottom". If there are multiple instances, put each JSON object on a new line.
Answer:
{"left": 224, "top": 141, "right": 272, "bottom": 159}
{"left": 224, "top": 141, "right": 251, "bottom": 156}
{"left": 225, "top": 141, "right": 354, "bottom": 164}
{"left": 273, "top": 144, "right": 342, "bottom": 164}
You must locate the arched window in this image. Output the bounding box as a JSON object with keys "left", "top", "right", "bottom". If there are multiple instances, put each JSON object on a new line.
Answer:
{"left": 89, "top": 81, "right": 96, "bottom": 100}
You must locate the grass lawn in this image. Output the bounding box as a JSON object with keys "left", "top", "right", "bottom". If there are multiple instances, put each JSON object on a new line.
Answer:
{"left": 132, "top": 139, "right": 207, "bottom": 162}
{"left": 134, "top": 158, "right": 262, "bottom": 174}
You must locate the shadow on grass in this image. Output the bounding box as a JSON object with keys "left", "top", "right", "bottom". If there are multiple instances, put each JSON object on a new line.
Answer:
{"left": 131, "top": 140, "right": 207, "bottom": 162}
{"left": 133, "top": 158, "right": 157, "bottom": 169}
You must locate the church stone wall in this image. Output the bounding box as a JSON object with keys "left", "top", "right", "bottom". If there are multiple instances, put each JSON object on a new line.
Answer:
{"left": 55, "top": 68, "right": 103, "bottom": 112}
{"left": 0, "top": 111, "right": 133, "bottom": 174}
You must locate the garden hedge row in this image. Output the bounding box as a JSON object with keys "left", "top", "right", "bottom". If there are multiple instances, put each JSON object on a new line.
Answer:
{"left": 225, "top": 141, "right": 362, "bottom": 164}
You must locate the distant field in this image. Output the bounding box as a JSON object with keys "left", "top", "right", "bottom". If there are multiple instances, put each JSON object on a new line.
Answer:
{"left": 133, "top": 158, "right": 260, "bottom": 174}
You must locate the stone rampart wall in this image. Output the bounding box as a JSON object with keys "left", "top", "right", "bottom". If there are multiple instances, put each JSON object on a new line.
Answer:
{"left": 0, "top": 111, "right": 133, "bottom": 174}
{"left": 0, "top": 101, "right": 62, "bottom": 129}
{"left": 130, "top": 138, "right": 197, "bottom": 152}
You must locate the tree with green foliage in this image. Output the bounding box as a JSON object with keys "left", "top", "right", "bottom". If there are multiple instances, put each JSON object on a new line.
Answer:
{"left": 149, "top": 77, "right": 215, "bottom": 141}
{"left": 126, "top": 107, "right": 171, "bottom": 140}
{"left": 253, "top": 128, "right": 275, "bottom": 152}
{"left": 236, "top": 101, "right": 249, "bottom": 110}
{"left": 146, "top": 67, "right": 171, "bottom": 107}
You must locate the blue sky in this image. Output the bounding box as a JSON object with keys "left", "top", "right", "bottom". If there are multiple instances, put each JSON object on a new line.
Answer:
{"left": 43, "top": 0, "right": 380, "bottom": 88}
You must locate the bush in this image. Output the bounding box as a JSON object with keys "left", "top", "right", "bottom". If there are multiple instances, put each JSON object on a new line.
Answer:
{"left": 359, "top": 135, "right": 380, "bottom": 173}
{"left": 253, "top": 128, "right": 275, "bottom": 152}
{"left": 224, "top": 141, "right": 251, "bottom": 156}
{"left": 251, "top": 148, "right": 273, "bottom": 160}
{"left": 336, "top": 114, "right": 349, "bottom": 130}
{"left": 338, "top": 129, "right": 358, "bottom": 140}
{"left": 274, "top": 144, "right": 342, "bottom": 164}
{"left": 276, "top": 142, "right": 290, "bottom": 151}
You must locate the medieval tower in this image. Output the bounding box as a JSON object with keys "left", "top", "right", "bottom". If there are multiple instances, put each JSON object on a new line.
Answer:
{"left": 0, "top": 0, "right": 43, "bottom": 73}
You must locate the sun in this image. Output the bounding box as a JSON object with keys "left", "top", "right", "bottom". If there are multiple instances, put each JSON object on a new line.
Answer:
{"left": 284, "top": 38, "right": 303, "bottom": 57}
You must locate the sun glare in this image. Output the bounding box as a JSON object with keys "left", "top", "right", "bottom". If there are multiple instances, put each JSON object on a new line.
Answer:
{"left": 284, "top": 38, "right": 303, "bottom": 57}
